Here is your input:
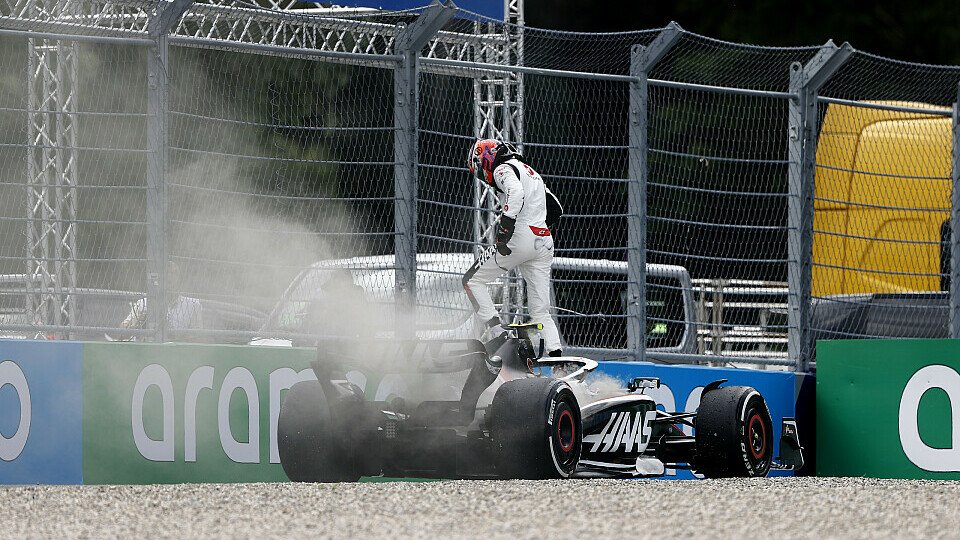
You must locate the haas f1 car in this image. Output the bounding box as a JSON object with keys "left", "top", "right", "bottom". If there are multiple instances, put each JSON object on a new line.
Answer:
{"left": 277, "top": 324, "right": 804, "bottom": 481}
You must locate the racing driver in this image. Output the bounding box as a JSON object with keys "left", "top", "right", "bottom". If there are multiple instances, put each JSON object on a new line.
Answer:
{"left": 463, "top": 139, "right": 565, "bottom": 357}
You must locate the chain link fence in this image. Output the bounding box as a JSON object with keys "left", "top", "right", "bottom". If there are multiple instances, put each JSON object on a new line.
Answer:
{"left": 809, "top": 51, "right": 960, "bottom": 359}
{"left": 1, "top": 0, "right": 960, "bottom": 371}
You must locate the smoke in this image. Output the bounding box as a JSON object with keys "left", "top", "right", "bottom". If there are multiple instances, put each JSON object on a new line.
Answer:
{"left": 584, "top": 371, "right": 629, "bottom": 401}
{"left": 0, "top": 38, "right": 399, "bottom": 342}
{"left": 160, "top": 48, "right": 364, "bottom": 318}
{"left": 166, "top": 152, "right": 360, "bottom": 312}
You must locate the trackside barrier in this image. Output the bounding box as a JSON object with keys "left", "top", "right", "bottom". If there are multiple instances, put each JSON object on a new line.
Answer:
{"left": 818, "top": 339, "right": 960, "bottom": 479}
{"left": 0, "top": 341, "right": 83, "bottom": 484}
{"left": 82, "top": 342, "right": 316, "bottom": 484}
{"left": 0, "top": 340, "right": 315, "bottom": 484}
{"left": 1, "top": 340, "right": 799, "bottom": 484}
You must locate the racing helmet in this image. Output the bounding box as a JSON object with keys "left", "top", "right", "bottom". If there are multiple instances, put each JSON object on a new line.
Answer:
{"left": 493, "top": 141, "right": 523, "bottom": 167}
{"left": 468, "top": 139, "right": 524, "bottom": 185}
{"left": 467, "top": 139, "right": 499, "bottom": 185}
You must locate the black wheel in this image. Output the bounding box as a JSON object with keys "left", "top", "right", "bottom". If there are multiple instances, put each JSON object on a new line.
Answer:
{"left": 490, "top": 378, "right": 582, "bottom": 479}
{"left": 694, "top": 385, "right": 773, "bottom": 478}
{"left": 277, "top": 380, "right": 362, "bottom": 482}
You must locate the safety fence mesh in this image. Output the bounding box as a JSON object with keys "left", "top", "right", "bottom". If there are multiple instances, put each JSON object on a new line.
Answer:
{"left": 418, "top": 65, "right": 639, "bottom": 352}
{"left": 166, "top": 44, "right": 397, "bottom": 342}
{"left": 0, "top": 36, "right": 149, "bottom": 340}
{"left": 646, "top": 35, "right": 820, "bottom": 363}
{"left": 0, "top": 36, "right": 30, "bottom": 278}
{"left": 810, "top": 52, "right": 960, "bottom": 352}
{"left": 2, "top": 3, "right": 960, "bottom": 370}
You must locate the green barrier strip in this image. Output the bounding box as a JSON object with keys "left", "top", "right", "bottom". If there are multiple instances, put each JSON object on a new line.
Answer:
{"left": 817, "top": 338, "right": 960, "bottom": 479}
{"left": 82, "top": 342, "right": 315, "bottom": 484}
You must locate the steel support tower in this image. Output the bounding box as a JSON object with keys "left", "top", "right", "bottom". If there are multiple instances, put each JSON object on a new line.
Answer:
{"left": 24, "top": 0, "right": 81, "bottom": 336}
{"left": 472, "top": 0, "right": 525, "bottom": 323}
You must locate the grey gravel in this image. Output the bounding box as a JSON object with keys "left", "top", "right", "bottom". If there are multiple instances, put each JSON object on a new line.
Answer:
{"left": 0, "top": 477, "right": 957, "bottom": 539}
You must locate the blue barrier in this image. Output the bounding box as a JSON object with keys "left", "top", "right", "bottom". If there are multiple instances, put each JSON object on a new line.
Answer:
{"left": 593, "top": 362, "right": 797, "bottom": 479}
{"left": 0, "top": 340, "right": 83, "bottom": 484}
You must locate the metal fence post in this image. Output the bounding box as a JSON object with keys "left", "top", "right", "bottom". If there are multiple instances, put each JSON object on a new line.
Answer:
{"left": 628, "top": 23, "right": 681, "bottom": 362}
{"left": 146, "top": 0, "right": 193, "bottom": 342}
{"left": 146, "top": 33, "right": 169, "bottom": 342}
{"left": 393, "top": 2, "right": 456, "bottom": 338}
{"left": 787, "top": 41, "right": 852, "bottom": 371}
{"left": 951, "top": 82, "right": 960, "bottom": 338}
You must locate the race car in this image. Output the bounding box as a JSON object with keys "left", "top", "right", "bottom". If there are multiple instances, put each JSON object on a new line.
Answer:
{"left": 277, "top": 324, "right": 804, "bottom": 481}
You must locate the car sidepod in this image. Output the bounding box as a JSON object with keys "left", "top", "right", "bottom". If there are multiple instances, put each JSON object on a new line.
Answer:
{"left": 577, "top": 395, "right": 659, "bottom": 475}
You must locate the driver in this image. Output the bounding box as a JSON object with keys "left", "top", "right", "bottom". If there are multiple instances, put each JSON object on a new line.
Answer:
{"left": 462, "top": 139, "right": 565, "bottom": 357}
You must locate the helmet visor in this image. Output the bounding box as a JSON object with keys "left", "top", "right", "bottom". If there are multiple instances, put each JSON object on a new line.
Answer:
{"left": 473, "top": 164, "right": 487, "bottom": 182}
{"left": 467, "top": 148, "right": 485, "bottom": 182}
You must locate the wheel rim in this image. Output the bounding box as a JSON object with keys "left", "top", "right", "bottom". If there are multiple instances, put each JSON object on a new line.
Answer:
{"left": 548, "top": 399, "right": 580, "bottom": 473}
{"left": 747, "top": 413, "right": 767, "bottom": 460}
{"left": 557, "top": 409, "right": 575, "bottom": 452}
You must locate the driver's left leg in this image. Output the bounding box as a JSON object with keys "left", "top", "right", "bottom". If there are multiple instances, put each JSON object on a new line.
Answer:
{"left": 462, "top": 244, "right": 524, "bottom": 336}
{"left": 519, "top": 241, "right": 563, "bottom": 356}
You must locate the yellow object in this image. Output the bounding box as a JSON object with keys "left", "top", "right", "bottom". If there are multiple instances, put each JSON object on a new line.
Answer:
{"left": 813, "top": 101, "right": 952, "bottom": 296}
{"left": 508, "top": 322, "right": 543, "bottom": 330}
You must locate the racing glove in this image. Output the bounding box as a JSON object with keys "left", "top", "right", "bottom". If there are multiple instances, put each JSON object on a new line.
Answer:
{"left": 496, "top": 215, "right": 515, "bottom": 256}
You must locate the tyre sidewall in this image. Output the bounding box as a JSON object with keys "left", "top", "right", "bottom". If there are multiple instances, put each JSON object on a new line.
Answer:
{"left": 491, "top": 378, "right": 583, "bottom": 479}
{"left": 277, "top": 380, "right": 362, "bottom": 482}
{"left": 545, "top": 385, "right": 582, "bottom": 477}
{"left": 694, "top": 385, "right": 774, "bottom": 478}
{"left": 739, "top": 392, "right": 773, "bottom": 477}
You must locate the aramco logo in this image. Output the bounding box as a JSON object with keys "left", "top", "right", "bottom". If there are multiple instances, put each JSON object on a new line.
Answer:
{"left": 131, "top": 363, "right": 315, "bottom": 464}
{"left": 898, "top": 364, "right": 960, "bottom": 472}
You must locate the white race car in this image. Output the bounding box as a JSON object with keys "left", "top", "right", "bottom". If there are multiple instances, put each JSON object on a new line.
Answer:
{"left": 277, "top": 324, "right": 803, "bottom": 481}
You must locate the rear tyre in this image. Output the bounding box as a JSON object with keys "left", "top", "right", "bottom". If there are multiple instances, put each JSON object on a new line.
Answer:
{"left": 491, "top": 378, "right": 582, "bottom": 479}
{"left": 694, "top": 385, "right": 773, "bottom": 478}
{"left": 277, "top": 380, "right": 362, "bottom": 482}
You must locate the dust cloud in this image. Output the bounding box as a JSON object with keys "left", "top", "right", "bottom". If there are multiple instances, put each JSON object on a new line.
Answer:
{"left": 5, "top": 36, "right": 479, "bottom": 368}
{"left": 583, "top": 371, "right": 631, "bottom": 401}
{"left": 77, "top": 42, "right": 405, "bottom": 340}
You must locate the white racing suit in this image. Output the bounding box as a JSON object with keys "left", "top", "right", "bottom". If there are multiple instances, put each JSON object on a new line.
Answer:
{"left": 462, "top": 157, "right": 564, "bottom": 354}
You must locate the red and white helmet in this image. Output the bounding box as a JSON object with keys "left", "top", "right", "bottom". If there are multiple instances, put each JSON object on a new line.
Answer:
{"left": 467, "top": 138, "right": 499, "bottom": 185}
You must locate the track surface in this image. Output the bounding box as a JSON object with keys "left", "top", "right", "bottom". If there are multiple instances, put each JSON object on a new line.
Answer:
{"left": 2, "top": 477, "right": 957, "bottom": 538}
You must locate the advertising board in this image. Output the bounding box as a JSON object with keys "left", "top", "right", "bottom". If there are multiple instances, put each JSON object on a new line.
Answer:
{"left": 0, "top": 340, "right": 83, "bottom": 484}
{"left": 82, "top": 342, "right": 315, "bottom": 484}
{"left": 817, "top": 339, "right": 960, "bottom": 479}
{"left": 0, "top": 339, "right": 802, "bottom": 484}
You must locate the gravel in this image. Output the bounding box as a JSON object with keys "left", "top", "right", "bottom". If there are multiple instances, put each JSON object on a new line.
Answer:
{"left": 1, "top": 477, "right": 958, "bottom": 539}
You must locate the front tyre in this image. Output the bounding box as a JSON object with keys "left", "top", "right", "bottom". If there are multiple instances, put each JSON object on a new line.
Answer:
{"left": 694, "top": 385, "right": 773, "bottom": 478}
{"left": 491, "top": 378, "right": 582, "bottom": 479}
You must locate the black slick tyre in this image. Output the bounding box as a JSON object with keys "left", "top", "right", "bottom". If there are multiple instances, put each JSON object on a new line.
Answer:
{"left": 490, "top": 377, "right": 582, "bottom": 479}
{"left": 693, "top": 385, "right": 773, "bottom": 478}
{"left": 277, "top": 380, "right": 361, "bottom": 482}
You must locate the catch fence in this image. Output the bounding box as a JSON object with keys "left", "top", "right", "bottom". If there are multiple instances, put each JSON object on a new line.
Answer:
{"left": 1, "top": 0, "right": 959, "bottom": 372}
